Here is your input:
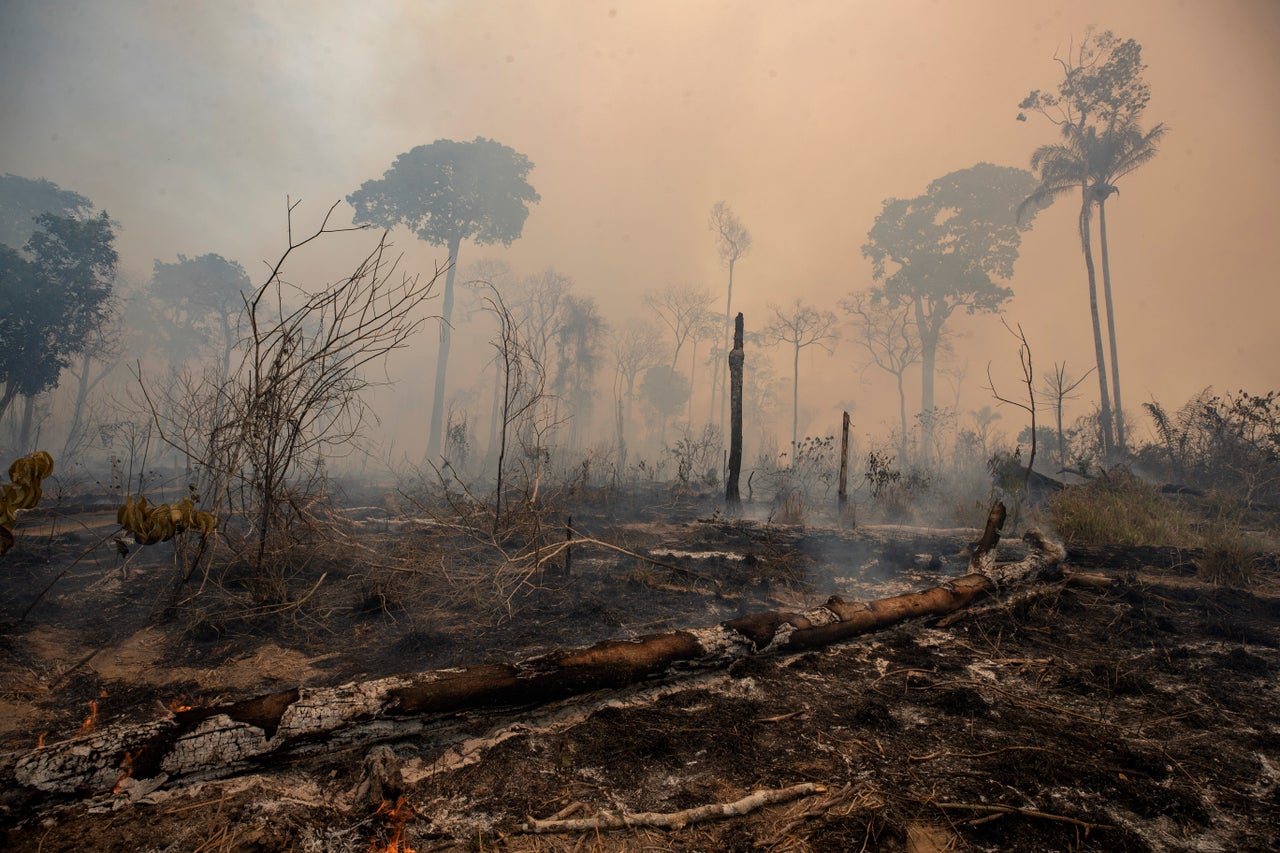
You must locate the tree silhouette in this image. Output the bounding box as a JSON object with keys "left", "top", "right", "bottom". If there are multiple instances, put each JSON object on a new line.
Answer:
{"left": 863, "top": 163, "right": 1040, "bottom": 464}
{"left": 841, "top": 290, "right": 922, "bottom": 462}
{"left": 1020, "top": 29, "right": 1168, "bottom": 455}
{"left": 0, "top": 212, "right": 117, "bottom": 442}
{"left": 709, "top": 202, "right": 752, "bottom": 432}
{"left": 763, "top": 299, "right": 838, "bottom": 458}
{"left": 347, "top": 137, "right": 539, "bottom": 460}
{"left": 610, "top": 318, "right": 665, "bottom": 467}
{"left": 149, "top": 254, "right": 251, "bottom": 386}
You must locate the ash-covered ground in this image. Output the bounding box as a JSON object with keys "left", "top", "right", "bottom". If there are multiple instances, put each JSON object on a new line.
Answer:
{"left": 1, "top": 495, "right": 1277, "bottom": 852}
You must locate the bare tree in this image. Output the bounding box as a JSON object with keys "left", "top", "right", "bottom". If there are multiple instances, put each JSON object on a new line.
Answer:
{"left": 986, "top": 320, "right": 1037, "bottom": 497}
{"left": 644, "top": 285, "right": 716, "bottom": 371}
{"left": 841, "top": 290, "right": 920, "bottom": 462}
{"left": 1043, "top": 361, "right": 1094, "bottom": 470}
{"left": 610, "top": 319, "right": 665, "bottom": 467}
{"left": 763, "top": 299, "right": 838, "bottom": 459}
{"left": 709, "top": 202, "right": 752, "bottom": 433}
{"left": 142, "top": 200, "right": 440, "bottom": 584}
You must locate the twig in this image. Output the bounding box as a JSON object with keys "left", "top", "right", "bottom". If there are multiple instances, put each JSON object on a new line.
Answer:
{"left": 934, "top": 801, "right": 1114, "bottom": 832}
{"left": 520, "top": 782, "right": 825, "bottom": 833}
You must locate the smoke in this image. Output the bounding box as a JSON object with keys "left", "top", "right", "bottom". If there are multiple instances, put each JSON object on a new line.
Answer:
{"left": 2, "top": 0, "right": 1278, "bottom": 467}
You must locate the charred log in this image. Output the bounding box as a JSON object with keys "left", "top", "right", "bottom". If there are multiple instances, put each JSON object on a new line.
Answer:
{"left": 14, "top": 510, "right": 1062, "bottom": 796}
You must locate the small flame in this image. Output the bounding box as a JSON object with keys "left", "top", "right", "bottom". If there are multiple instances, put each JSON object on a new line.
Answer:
{"left": 36, "top": 732, "right": 46, "bottom": 750}
{"left": 112, "top": 749, "right": 142, "bottom": 795}
{"left": 79, "top": 699, "right": 99, "bottom": 734}
{"left": 100, "top": 687, "right": 109, "bottom": 699}
{"left": 370, "top": 796, "right": 417, "bottom": 853}
{"left": 167, "top": 696, "right": 193, "bottom": 714}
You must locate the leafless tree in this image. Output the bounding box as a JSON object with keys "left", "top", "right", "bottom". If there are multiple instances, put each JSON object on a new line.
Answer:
{"left": 987, "top": 320, "right": 1037, "bottom": 496}
{"left": 644, "top": 284, "right": 717, "bottom": 372}
{"left": 141, "top": 199, "right": 441, "bottom": 586}
{"left": 763, "top": 299, "right": 838, "bottom": 459}
{"left": 610, "top": 318, "right": 665, "bottom": 468}
{"left": 709, "top": 202, "right": 752, "bottom": 432}
{"left": 841, "top": 290, "right": 920, "bottom": 462}
{"left": 1043, "top": 361, "right": 1095, "bottom": 470}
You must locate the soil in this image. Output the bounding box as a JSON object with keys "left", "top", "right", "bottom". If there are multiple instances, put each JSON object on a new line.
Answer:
{"left": 1, "top": 491, "right": 1278, "bottom": 852}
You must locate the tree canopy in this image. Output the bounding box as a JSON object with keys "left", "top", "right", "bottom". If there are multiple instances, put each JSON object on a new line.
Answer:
{"left": 347, "top": 136, "right": 540, "bottom": 460}
{"left": 347, "top": 136, "right": 540, "bottom": 251}
{"left": 862, "top": 163, "right": 1040, "bottom": 462}
{"left": 0, "top": 174, "right": 93, "bottom": 251}
{"left": 1, "top": 212, "right": 118, "bottom": 421}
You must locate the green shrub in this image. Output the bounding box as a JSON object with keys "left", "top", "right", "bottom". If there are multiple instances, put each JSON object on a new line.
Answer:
{"left": 1049, "top": 469, "right": 1198, "bottom": 546}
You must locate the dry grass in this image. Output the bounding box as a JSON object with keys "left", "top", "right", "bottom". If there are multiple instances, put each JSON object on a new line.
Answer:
{"left": 1048, "top": 470, "right": 1198, "bottom": 547}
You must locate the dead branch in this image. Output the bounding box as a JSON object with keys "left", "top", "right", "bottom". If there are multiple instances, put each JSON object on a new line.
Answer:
{"left": 519, "top": 782, "right": 825, "bottom": 833}
{"left": 935, "top": 801, "right": 1115, "bottom": 832}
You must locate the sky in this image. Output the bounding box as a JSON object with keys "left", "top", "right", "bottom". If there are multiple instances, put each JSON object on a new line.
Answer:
{"left": 2, "top": 0, "right": 1278, "bottom": 463}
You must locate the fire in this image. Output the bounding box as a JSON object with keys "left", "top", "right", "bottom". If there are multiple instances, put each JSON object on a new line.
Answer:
{"left": 369, "top": 797, "right": 417, "bottom": 853}
{"left": 112, "top": 749, "right": 143, "bottom": 795}
{"left": 79, "top": 699, "right": 99, "bottom": 734}
{"left": 167, "top": 696, "right": 193, "bottom": 714}
{"left": 36, "top": 732, "right": 46, "bottom": 749}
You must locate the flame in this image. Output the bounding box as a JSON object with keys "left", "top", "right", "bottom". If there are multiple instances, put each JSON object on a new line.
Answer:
{"left": 369, "top": 796, "right": 417, "bottom": 853}
{"left": 36, "top": 732, "right": 46, "bottom": 749}
{"left": 79, "top": 699, "right": 99, "bottom": 734}
{"left": 167, "top": 696, "right": 193, "bottom": 714}
{"left": 112, "top": 749, "right": 142, "bottom": 795}
{"left": 100, "top": 687, "right": 109, "bottom": 699}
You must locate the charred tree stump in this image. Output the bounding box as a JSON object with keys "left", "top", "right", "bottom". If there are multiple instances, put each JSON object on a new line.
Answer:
{"left": 13, "top": 502, "right": 1063, "bottom": 797}
{"left": 725, "top": 312, "right": 745, "bottom": 515}
{"left": 838, "top": 411, "right": 850, "bottom": 523}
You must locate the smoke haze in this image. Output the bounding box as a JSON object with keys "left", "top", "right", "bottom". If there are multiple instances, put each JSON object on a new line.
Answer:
{"left": 3, "top": 0, "right": 1277, "bottom": 461}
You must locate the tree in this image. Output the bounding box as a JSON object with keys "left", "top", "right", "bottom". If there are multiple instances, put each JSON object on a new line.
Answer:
{"left": 708, "top": 202, "right": 752, "bottom": 432}
{"left": 644, "top": 285, "right": 717, "bottom": 371}
{"left": 763, "top": 299, "right": 837, "bottom": 458}
{"left": 639, "top": 364, "right": 690, "bottom": 442}
{"left": 149, "top": 254, "right": 252, "bottom": 386}
{"left": 841, "top": 290, "right": 922, "bottom": 462}
{"left": 862, "top": 163, "right": 1040, "bottom": 464}
{"left": 0, "top": 174, "right": 92, "bottom": 250}
{"left": 1020, "top": 29, "right": 1168, "bottom": 455}
{"left": 1042, "top": 362, "right": 1094, "bottom": 470}
{"left": 610, "top": 319, "right": 664, "bottom": 465}
{"left": 552, "top": 293, "right": 606, "bottom": 450}
{"left": 347, "top": 137, "right": 540, "bottom": 461}
{"left": 0, "top": 212, "right": 117, "bottom": 439}
{"left": 141, "top": 202, "right": 439, "bottom": 580}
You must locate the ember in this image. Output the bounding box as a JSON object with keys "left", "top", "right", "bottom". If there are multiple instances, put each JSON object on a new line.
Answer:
{"left": 166, "top": 696, "right": 192, "bottom": 714}
{"left": 111, "top": 749, "right": 142, "bottom": 795}
{"left": 78, "top": 700, "right": 98, "bottom": 734}
{"left": 35, "top": 732, "right": 46, "bottom": 749}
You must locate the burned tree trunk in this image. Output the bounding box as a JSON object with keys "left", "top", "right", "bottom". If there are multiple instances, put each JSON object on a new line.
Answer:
{"left": 15, "top": 503, "right": 1062, "bottom": 797}
{"left": 725, "top": 312, "right": 745, "bottom": 515}
{"left": 838, "top": 410, "right": 850, "bottom": 521}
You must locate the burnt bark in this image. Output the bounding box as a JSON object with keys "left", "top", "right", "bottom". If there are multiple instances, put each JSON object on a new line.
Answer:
{"left": 14, "top": 507, "right": 1062, "bottom": 797}
{"left": 725, "top": 312, "right": 744, "bottom": 515}
{"left": 838, "top": 411, "right": 850, "bottom": 521}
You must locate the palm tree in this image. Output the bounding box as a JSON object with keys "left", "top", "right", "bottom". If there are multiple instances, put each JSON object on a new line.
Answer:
{"left": 1088, "top": 117, "right": 1168, "bottom": 452}
{"left": 1020, "top": 116, "right": 1167, "bottom": 456}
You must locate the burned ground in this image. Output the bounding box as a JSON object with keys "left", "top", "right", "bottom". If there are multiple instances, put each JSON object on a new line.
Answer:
{"left": 0, "top": 498, "right": 1278, "bottom": 852}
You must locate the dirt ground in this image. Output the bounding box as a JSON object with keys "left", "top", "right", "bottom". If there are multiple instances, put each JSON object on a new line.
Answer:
{"left": 1, "top": 494, "right": 1277, "bottom": 852}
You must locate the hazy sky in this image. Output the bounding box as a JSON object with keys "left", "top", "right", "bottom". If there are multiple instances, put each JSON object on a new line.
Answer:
{"left": 2, "top": 0, "right": 1277, "bottom": 458}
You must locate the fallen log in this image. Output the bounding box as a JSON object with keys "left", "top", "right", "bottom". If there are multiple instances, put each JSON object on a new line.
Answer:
{"left": 12, "top": 504, "right": 1063, "bottom": 797}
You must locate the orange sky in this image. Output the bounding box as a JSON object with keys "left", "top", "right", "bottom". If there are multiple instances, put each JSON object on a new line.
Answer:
{"left": 2, "top": 0, "right": 1277, "bottom": 461}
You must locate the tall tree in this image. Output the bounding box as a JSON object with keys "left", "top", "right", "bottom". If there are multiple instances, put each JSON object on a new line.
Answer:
{"left": 149, "top": 253, "right": 251, "bottom": 386}
{"left": 841, "top": 290, "right": 922, "bottom": 462}
{"left": 0, "top": 212, "right": 118, "bottom": 436}
{"left": 552, "top": 293, "right": 606, "bottom": 450}
{"left": 610, "top": 318, "right": 665, "bottom": 466}
{"left": 1020, "top": 29, "right": 1167, "bottom": 454}
{"left": 708, "top": 202, "right": 752, "bottom": 433}
{"left": 763, "top": 299, "right": 838, "bottom": 458}
{"left": 347, "top": 137, "right": 540, "bottom": 460}
{"left": 862, "top": 163, "right": 1040, "bottom": 464}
